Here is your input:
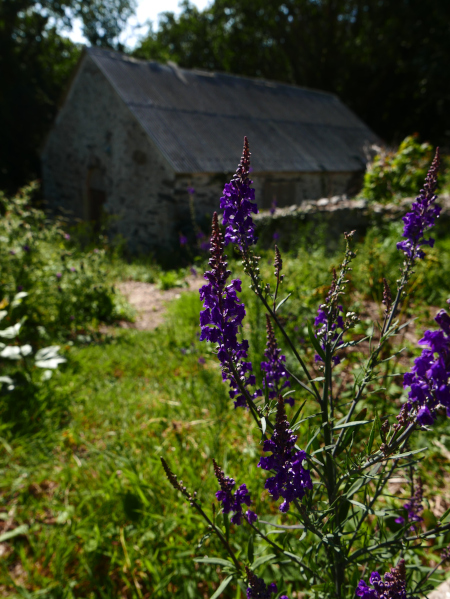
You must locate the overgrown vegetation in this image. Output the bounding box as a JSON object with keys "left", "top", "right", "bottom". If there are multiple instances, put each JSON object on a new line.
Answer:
{"left": 1, "top": 208, "right": 450, "bottom": 597}
{"left": 0, "top": 183, "right": 131, "bottom": 340}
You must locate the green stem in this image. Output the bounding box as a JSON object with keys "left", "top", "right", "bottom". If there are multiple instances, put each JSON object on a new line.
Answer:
{"left": 228, "top": 359, "right": 273, "bottom": 433}
{"left": 191, "top": 500, "right": 242, "bottom": 573}
{"left": 247, "top": 520, "right": 323, "bottom": 582}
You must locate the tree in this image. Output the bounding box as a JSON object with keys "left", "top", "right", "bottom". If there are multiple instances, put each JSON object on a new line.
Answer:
{"left": 0, "top": 0, "right": 136, "bottom": 192}
{"left": 134, "top": 0, "right": 450, "bottom": 148}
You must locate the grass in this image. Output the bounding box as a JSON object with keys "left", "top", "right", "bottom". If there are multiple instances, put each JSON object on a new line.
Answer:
{"left": 1, "top": 225, "right": 450, "bottom": 598}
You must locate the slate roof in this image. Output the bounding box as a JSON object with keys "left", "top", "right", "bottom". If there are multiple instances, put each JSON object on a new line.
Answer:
{"left": 87, "top": 47, "right": 378, "bottom": 174}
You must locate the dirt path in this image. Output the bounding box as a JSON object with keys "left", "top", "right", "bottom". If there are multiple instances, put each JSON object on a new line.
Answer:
{"left": 115, "top": 276, "right": 203, "bottom": 331}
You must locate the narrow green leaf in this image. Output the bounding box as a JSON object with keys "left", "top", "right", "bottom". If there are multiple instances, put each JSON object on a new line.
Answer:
{"left": 259, "top": 521, "right": 304, "bottom": 530}
{"left": 291, "top": 412, "right": 322, "bottom": 431}
{"left": 345, "top": 477, "right": 368, "bottom": 499}
{"left": 252, "top": 554, "right": 277, "bottom": 569}
{"left": 367, "top": 415, "right": 376, "bottom": 455}
{"left": 195, "top": 557, "right": 234, "bottom": 567}
{"left": 440, "top": 506, "right": 450, "bottom": 523}
{"left": 210, "top": 576, "right": 233, "bottom": 599}
{"left": 276, "top": 293, "right": 292, "bottom": 312}
{"left": 387, "top": 447, "right": 427, "bottom": 460}
{"left": 332, "top": 420, "right": 372, "bottom": 431}
{"left": 306, "top": 426, "right": 321, "bottom": 453}
{"left": 307, "top": 321, "right": 326, "bottom": 361}
{"left": 290, "top": 400, "right": 307, "bottom": 427}
{"left": 261, "top": 417, "right": 266, "bottom": 436}
{"left": 348, "top": 499, "right": 370, "bottom": 511}
{"left": 335, "top": 428, "right": 354, "bottom": 455}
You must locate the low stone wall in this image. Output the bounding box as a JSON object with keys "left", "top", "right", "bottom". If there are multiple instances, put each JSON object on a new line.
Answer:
{"left": 254, "top": 195, "right": 450, "bottom": 250}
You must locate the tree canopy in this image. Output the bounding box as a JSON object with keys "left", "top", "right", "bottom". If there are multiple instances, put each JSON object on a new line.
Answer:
{"left": 135, "top": 0, "right": 450, "bottom": 150}
{"left": 0, "top": 0, "right": 135, "bottom": 192}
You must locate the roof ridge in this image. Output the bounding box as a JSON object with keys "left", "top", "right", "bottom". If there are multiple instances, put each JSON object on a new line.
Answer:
{"left": 86, "top": 46, "right": 337, "bottom": 99}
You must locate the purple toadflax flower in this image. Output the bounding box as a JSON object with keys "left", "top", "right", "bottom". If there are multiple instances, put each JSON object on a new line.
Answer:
{"left": 397, "top": 148, "right": 441, "bottom": 261}
{"left": 270, "top": 199, "right": 277, "bottom": 215}
{"left": 401, "top": 300, "right": 450, "bottom": 426}
{"left": 199, "top": 213, "right": 261, "bottom": 408}
{"left": 261, "top": 315, "right": 292, "bottom": 404}
{"left": 395, "top": 476, "right": 423, "bottom": 529}
{"left": 314, "top": 269, "right": 345, "bottom": 365}
{"left": 258, "top": 396, "right": 312, "bottom": 512}
{"left": 213, "top": 460, "right": 257, "bottom": 525}
{"left": 246, "top": 568, "right": 287, "bottom": 599}
{"left": 179, "top": 233, "right": 188, "bottom": 246}
{"left": 187, "top": 186, "right": 195, "bottom": 195}
{"left": 356, "top": 559, "right": 407, "bottom": 599}
{"left": 220, "top": 137, "right": 258, "bottom": 251}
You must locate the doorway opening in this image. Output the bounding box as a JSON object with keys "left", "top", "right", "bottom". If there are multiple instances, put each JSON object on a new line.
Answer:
{"left": 87, "top": 168, "right": 106, "bottom": 228}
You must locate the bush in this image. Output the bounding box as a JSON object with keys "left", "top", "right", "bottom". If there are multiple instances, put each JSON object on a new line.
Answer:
{"left": 0, "top": 182, "right": 123, "bottom": 340}
{"left": 361, "top": 135, "right": 434, "bottom": 203}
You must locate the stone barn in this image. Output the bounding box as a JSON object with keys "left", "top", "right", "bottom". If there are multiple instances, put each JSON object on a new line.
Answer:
{"left": 42, "top": 47, "right": 378, "bottom": 251}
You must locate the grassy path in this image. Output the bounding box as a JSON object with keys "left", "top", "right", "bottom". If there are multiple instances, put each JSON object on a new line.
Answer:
{"left": 0, "top": 293, "right": 262, "bottom": 598}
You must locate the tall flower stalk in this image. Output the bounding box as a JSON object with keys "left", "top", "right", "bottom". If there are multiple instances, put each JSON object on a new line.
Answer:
{"left": 199, "top": 212, "right": 261, "bottom": 410}
{"left": 161, "top": 139, "right": 450, "bottom": 599}
{"left": 261, "top": 315, "right": 292, "bottom": 403}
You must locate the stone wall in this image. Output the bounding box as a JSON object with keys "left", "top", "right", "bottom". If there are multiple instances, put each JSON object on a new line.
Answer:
{"left": 173, "top": 171, "right": 361, "bottom": 238}
{"left": 41, "top": 54, "right": 176, "bottom": 253}
{"left": 254, "top": 195, "right": 450, "bottom": 251}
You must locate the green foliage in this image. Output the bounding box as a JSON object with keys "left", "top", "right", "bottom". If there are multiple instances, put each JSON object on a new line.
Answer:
{"left": 0, "top": 183, "right": 126, "bottom": 340}
{"left": 0, "top": 0, "right": 135, "bottom": 191}
{"left": 361, "top": 136, "right": 434, "bottom": 203}
{"left": 1, "top": 224, "right": 450, "bottom": 596}
{"left": 157, "top": 270, "right": 186, "bottom": 290}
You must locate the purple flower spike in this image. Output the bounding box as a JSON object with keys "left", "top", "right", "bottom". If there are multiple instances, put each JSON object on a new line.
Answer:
{"left": 400, "top": 303, "right": 450, "bottom": 426}
{"left": 246, "top": 568, "right": 278, "bottom": 599}
{"left": 397, "top": 148, "right": 441, "bottom": 261}
{"left": 187, "top": 186, "right": 195, "bottom": 195}
{"left": 220, "top": 137, "right": 258, "bottom": 251}
{"left": 356, "top": 560, "right": 407, "bottom": 599}
{"left": 258, "top": 396, "right": 312, "bottom": 512}
{"left": 314, "top": 269, "right": 345, "bottom": 364}
{"left": 261, "top": 315, "right": 292, "bottom": 404}
{"left": 213, "top": 460, "right": 256, "bottom": 525}
{"left": 179, "top": 234, "right": 188, "bottom": 246}
{"left": 199, "top": 213, "right": 261, "bottom": 408}
{"left": 396, "top": 476, "right": 423, "bottom": 529}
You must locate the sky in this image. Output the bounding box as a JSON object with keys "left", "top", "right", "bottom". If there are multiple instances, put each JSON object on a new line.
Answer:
{"left": 65, "top": 0, "right": 210, "bottom": 49}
